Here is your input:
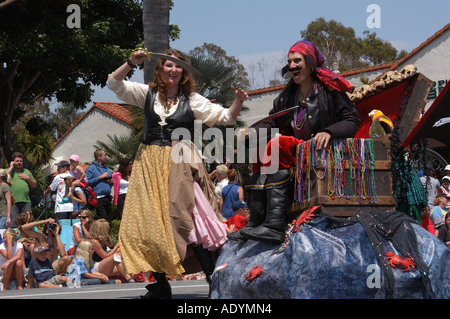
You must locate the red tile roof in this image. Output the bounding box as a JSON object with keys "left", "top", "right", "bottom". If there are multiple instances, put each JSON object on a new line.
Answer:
{"left": 339, "top": 62, "right": 394, "bottom": 77}
{"left": 93, "top": 102, "right": 133, "bottom": 125}
{"left": 53, "top": 102, "right": 133, "bottom": 148}
{"left": 248, "top": 84, "right": 286, "bottom": 96}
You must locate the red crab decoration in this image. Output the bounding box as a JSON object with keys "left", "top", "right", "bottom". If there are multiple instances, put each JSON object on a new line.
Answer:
{"left": 293, "top": 205, "right": 321, "bottom": 232}
{"left": 245, "top": 265, "right": 264, "bottom": 282}
{"left": 385, "top": 252, "right": 416, "bottom": 272}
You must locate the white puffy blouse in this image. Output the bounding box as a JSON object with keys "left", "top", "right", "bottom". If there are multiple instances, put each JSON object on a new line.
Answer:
{"left": 106, "top": 75, "right": 235, "bottom": 127}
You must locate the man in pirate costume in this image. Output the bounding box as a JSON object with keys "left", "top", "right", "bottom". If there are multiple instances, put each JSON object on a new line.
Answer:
{"left": 228, "top": 40, "right": 360, "bottom": 244}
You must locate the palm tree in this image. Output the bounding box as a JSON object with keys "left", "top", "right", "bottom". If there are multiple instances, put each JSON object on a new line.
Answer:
{"left": 189, "top": 53, "right": 249, "bottom": 128}
{"left": 188, "top": 53, "right": 250, "bottom": 173}
{"left": 142, "top": 0, "right": 170, "bottom": 83}
{"left": 15, "top": 129, "right": 54, "bottom": 190}
{"left": 94, "top": 134, "right": 140, "bottom": 168}
{"left": 16, "top": 130, "right": 54, "bottom": 168}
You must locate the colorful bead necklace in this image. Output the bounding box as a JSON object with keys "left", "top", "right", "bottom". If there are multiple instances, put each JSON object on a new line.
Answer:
{"left": 294, "top": 138, "right": 378, "bottom": 205}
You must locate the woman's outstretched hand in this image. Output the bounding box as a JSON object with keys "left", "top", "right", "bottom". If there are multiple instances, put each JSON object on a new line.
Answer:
{"left": 231, "top": 86, "right": 249, "bottom": 103}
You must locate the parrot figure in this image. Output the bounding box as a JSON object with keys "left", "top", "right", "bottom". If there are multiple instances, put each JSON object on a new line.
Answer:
{"left": 368, "top": 109, "right": 394, "bottom": 138}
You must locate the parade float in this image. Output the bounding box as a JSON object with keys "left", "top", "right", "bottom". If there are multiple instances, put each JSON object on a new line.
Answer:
{"left": 211, "top": 66, "right": 450, "bottom": 299}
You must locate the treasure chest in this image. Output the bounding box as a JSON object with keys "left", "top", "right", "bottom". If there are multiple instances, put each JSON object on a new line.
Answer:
{"left": 289, "top": 69, "right": 433, "bottom": 217}
{"left": 290, "top": 136, "right": 395, "bottom": 216}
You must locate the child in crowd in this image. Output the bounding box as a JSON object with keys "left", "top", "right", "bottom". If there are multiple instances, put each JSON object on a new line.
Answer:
{"left": 27, "top": 243, "right": 73, "bottom": 288}
{"left": 0, "top": 228, "right": 24, "bottom": 290}
{"left": 60, "top": 154, "right": 87, "bottom": 204}
{"left": 224, "top": 201, "right": 250, "bottom": 234}
{"left": 67, "top": 239, "right": 109, "bottom": 284}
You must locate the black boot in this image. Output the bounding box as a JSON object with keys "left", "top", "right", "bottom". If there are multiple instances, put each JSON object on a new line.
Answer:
{"left": 140, "top": 272, "right": 172, "bottom": 299}
{"left": 227, "top": 174, "right": 267, "bottom": 241}
{"left": 239, "top": 169, "right": 293, "bottom": 244}
{"left": 192, "top": 245, "right": 215, "bottom": 298}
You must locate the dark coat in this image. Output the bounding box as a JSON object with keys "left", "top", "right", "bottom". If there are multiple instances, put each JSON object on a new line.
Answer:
{"left": 256, "top": 77, "right": 361, "bottom": 140}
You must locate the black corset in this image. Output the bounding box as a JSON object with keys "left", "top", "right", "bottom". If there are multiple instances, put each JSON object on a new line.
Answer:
{"left": 142, "top": 89, "right": 194, "bottom": 146}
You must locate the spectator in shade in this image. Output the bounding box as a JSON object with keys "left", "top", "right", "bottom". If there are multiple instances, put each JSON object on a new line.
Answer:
{"left": 6, "top": 152, "right": 37, "bottom": 228}
{"left": 112, "top": 158, "right": 133, "bottom": 219}
{"left": 45, "top": 161, "right": 73, "bottom": 221}
{"left": 219, "top": 169, "right": 244, "bottom": 220}
{"left": 224, "top": 201, "right": 250, "bottom": 234}
{"left": 0, "top": 169, "right": 13, "bottom": 229}
{"left": 0, "top": 228, "right": 24, "bottom": 290}
{"left": 436, "top": 213, "right": 450, "bottom": 247}
{"left": 420, "top": 205, "right": 436, "bottom": 235}
{"left": 86, "top": 149, "right": 113, "bottom": 222}
{"left": 66, "top": 209, "right": 94, "bottom": 256}
{"left": 439, "top": 176, "right": 450, "bottom": 211}
{"left": 419, "top": 164, "right": 441, "bottom": 210}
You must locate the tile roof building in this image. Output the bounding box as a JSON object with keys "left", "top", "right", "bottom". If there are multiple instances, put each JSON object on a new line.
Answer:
{"left": 44, "top": 102, "right": 134, "bottom": 176}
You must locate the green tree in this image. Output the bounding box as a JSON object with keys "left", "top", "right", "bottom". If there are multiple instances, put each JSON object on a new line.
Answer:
{"left": 301, "top": 17, "right": 405, "bottom": 71}
{"left": 189, "top": 43, "right": 250, "bottom": 92}
{"left": 188, "top": 44, "right": 250, "bottom": 167}
{"left": 46, "top": 103, "right": 84, "bottom": 141}
{"left": 16, "top": 130, "right": 54, "bottom": 168}
{"left": 0, "top": 0, "right": 144, "bottom": 167}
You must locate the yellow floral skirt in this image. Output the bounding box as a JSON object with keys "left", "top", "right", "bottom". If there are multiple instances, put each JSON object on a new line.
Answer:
{"left": 118, "top": 141, "right": 222, "bottom": 277}
{"left": 119, "top": 144, "right": 184, "bottom": 276}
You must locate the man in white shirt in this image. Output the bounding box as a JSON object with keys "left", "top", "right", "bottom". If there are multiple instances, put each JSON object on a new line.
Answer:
{"left": 420, "top": 165, "right": 441, "bottom": 210}
{"left": 45, "top": 161, "right": 74, "bottom": 221}
{"left": 213, "top": 164, "right": 229, "bottom": 211}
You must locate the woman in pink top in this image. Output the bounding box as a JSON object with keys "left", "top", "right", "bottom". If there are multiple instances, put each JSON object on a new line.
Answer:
{"left": 112, "top": 158, "right": 133, "bottom": 218}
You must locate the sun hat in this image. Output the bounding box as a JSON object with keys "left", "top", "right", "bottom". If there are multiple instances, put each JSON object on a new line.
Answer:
{"left": 69, "top": 154, "right": 80, "bottom": 162}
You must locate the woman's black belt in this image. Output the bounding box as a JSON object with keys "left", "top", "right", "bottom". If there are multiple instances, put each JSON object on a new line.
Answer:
{"left": 142, "top": 127, "right": 190, "bottom": 146}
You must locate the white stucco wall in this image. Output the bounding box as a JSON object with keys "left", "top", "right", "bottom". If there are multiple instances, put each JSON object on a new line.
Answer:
{"left": 394, "top": 28, "right": 450, "bottom": 111}
{"left": 241, "top": 91, "right": 280, "bottom": 126}
{"left": 43, "top": 108, "right": 133, "bottom": 176}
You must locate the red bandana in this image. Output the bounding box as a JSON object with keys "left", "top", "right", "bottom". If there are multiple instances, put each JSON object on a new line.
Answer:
{"left": 289, "top": 40, "right": 354, "bottom": 93}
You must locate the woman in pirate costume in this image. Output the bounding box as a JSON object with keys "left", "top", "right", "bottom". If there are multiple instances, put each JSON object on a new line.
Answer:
{"left": 107, "top": 48, "right": 248, "bottom": 298}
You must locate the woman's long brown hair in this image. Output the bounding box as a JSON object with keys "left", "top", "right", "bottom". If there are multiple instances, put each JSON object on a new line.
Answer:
{"left": 149, "top": 49, "right": 197, "bottom": 105}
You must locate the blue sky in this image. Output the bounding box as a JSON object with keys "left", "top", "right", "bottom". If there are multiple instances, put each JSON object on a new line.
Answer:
{"left": 89, "top": 0, "right": 450, "bottom": 103}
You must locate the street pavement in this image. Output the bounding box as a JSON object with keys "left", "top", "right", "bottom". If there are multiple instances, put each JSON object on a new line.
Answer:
{"left": 0, "top": 280, "right": 209, "bottom": 299}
